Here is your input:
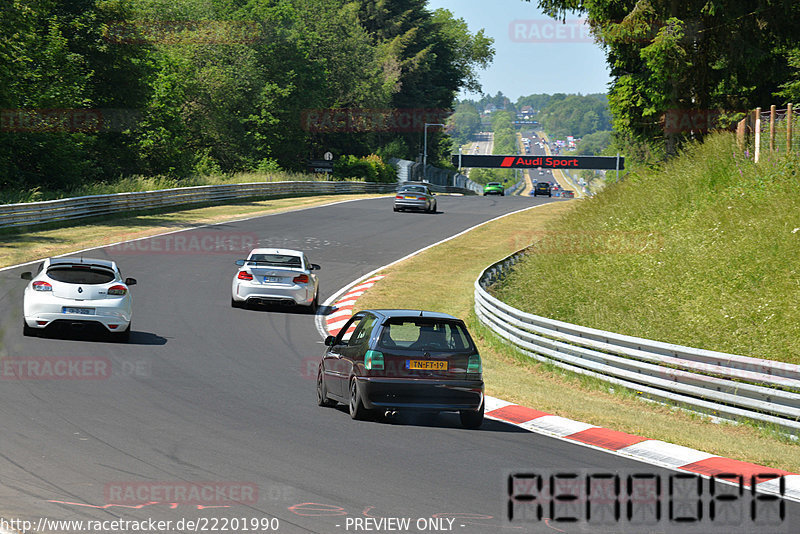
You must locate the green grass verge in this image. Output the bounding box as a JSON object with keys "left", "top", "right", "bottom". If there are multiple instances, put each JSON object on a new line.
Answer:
{"left": 494, "top": 132, "right": 800, "bottom": 364}
{"left": 354, "top": 196, "right": 800, "bottom": 472}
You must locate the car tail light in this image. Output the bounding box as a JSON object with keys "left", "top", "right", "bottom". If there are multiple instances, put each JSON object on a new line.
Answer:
{"left": 32, "top": 281, "right": 52, "bottom": 291}
{"left": 467, "top": 354, "right": 482, "bottom": 374}
{"left": 107, "top": 285, "right": 127, "bottom": 296}
{"left": 365, "top": 350, "right": 384, "bottom": 371}
{"left": 395, "top": 195, "right": 403, "bottom": 199}
{"left": 237, "top": 271, "right": 253, "bottom": 280}
{"left": 293, "top": 274, "right": 309, "bottom": 284}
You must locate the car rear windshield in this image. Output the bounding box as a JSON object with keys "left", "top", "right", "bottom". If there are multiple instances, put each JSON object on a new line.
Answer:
{"left": 247, "top": 254, "right": 302, "bottom": 267}
{"left": 47, "top": 265, "right": 116, "bottom": 284}
{"left": 377, "top": 319, "right": 474, "bottom": 352}
{"left": 399, "top": 186, "right": 426, "bottom": 193}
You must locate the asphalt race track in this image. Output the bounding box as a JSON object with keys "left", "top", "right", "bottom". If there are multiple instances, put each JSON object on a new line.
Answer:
{"left": 1, "top": 195, "right": 796, "bottom": 534}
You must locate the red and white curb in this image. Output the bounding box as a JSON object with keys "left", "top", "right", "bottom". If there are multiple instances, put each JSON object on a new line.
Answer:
{"left": 324, "top": 275, "right": 385, "bottom": 336}
{"left": 319, "top": 275, "right": 800, "bottom": 503}
{"left": 484, "top": 397, "right": 800, "bottom": 501}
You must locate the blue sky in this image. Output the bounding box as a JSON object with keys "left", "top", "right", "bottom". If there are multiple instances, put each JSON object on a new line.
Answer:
{"left": 427, "top": 0, "right": 612, "bottom": 102}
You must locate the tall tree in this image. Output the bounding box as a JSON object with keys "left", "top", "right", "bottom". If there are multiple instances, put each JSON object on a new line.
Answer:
{"left": 531, "top": 0, "right": 800, "bottom": 159}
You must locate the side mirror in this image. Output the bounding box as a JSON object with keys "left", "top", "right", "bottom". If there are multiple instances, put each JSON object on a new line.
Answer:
{"left": 125, "top": 278, "right": 137, "bottom": 286}
{"left": 235, "top": 259, "right": 245, "bottom": 266}
{"left": 310, "top": 264, "right": 321, "bottom": 271}
{"left": 325, "top": 335, "right": 336, "bottom": 347}
{"left": 20, "top": 272, "right": 32, "bottom": 280}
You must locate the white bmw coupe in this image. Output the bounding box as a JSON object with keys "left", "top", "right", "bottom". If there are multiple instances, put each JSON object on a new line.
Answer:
{"left": 231, "top": 248, "right": 320, "bottom": 312}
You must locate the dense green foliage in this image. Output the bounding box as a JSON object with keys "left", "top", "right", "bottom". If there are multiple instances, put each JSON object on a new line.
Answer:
{"left": 333, "top": 154, "right": 396, "bottom": 182}
{"left": 572, "top": 130, "right": 612, "bottom": 155}
{"left": 531, "top": 0, "right": 800, "bottom": 161}
{"left": 0, "top": 0, "right": 493, "bottom": 193}
{"left": 447, "top": 101, "right": 482, "bottom": 147}
{"left": 516, "top": 93, "right": 551, "bottom": 113}
{"left": 537, "top": 93, "right": 611, "bottom": 139}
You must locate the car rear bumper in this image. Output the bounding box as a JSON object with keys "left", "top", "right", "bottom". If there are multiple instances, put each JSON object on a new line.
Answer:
{"left": 24, "top": 312, "right": 131, "bottom": 332}
{"left": 24, "top": 298, "right": 131, "bottom": 331}
{"left": 232, "top": 282, "right": 314, "bottom": 306}
{"left": 394, "top": 199, "right": 429, "bottom": 210}
{"left": 356, "top": 376, "right": 484, "bottom": 411}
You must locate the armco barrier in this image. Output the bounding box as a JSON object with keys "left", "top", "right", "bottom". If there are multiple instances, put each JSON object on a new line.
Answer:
{"left": 475, "top": 248, "right": 800, "bottom": 435}
{"left": 0, "top": 180, "right": 476, "bottom": 230}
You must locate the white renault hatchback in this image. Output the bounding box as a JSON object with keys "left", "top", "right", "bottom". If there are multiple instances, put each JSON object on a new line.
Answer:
{"left": 231, "top": 248, "right": 320, "bottom": 312}
{"left": 21, "top": 257, "right": 137, "bottom": 341}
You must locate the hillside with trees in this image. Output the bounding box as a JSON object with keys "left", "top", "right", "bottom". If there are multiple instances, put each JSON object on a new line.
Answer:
{"left": 0, "top": 0, "right": 493, "bottom": 193}
{"left": 531, "top": 0, "right": 800, "bottom": 162}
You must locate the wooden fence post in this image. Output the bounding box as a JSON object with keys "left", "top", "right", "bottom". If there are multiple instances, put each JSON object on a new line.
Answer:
{"left": 736, "top": 117, "right": 746, "bottom": 150}
{"left": 788, "top": 103, "right": 793, "bottom": 154}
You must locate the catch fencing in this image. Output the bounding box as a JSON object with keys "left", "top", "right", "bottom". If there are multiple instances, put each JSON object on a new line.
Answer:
{"left": 475, "top": 248, "right": 800, "bottom": 436}
{"left": 0, "top": 180, "right": 476, "bottom": 230}
{"left": 738, "top": 104, "right": 800, "bottom": 162}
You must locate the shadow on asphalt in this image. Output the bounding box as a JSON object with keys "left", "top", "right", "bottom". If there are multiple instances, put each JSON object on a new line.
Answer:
{"left": 33, "top": 326, "right": 167, "bottom": 345}
{"left": 328, "top": 406, "right": 529, "bottom": 433}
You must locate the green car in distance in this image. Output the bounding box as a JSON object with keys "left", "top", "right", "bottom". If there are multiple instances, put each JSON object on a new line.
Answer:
{"left": 483, "top": 182, "right": 504, "bottom": 196}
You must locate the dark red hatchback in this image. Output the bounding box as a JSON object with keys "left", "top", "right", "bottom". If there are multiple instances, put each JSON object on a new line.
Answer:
{"left": 317, "top": 309, "right": 485, "bottom": 428}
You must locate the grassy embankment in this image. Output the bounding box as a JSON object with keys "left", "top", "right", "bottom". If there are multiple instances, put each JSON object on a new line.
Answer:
{"left": 355, "top": 131, "right": 800, "bottom": 471}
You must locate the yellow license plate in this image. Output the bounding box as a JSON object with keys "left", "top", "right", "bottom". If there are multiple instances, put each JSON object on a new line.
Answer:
{"left": 408, "top": 360, "right": 447, "bottom": 371}
{"left": 404, "top": 196, "right": 418, "bottom": 199}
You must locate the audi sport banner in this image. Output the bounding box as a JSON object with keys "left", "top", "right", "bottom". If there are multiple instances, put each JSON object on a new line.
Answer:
{"left": 452, "top": 154, "right": 624, "bottom": 170}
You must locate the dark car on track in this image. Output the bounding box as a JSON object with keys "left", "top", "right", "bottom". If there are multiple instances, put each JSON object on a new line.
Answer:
{"left": 533, "top": 182, "right": 551, "bottom": 197}
{"left": 316, "top": 309, "right": 485, "bottom": 428}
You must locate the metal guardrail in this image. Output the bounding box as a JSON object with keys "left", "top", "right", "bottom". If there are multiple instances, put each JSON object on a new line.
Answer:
{"left": 0, "top": 181, "right": 476, "bottom": 230}
{"left": 505, "top": 180, "right": 523, "bottom": 196}
{"left": 389, "top": 158, "right": 482, "bottom": 193}
{"left": 475, "top": 248, "right": 800, "bottom": 435}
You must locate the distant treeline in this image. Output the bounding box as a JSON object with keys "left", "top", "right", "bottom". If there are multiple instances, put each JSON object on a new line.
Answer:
{"left": 0, "top": 0, "right": 494, "bottom": 191}
{"left": 449, "top": 92, "right": 612, "bottom": 155}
